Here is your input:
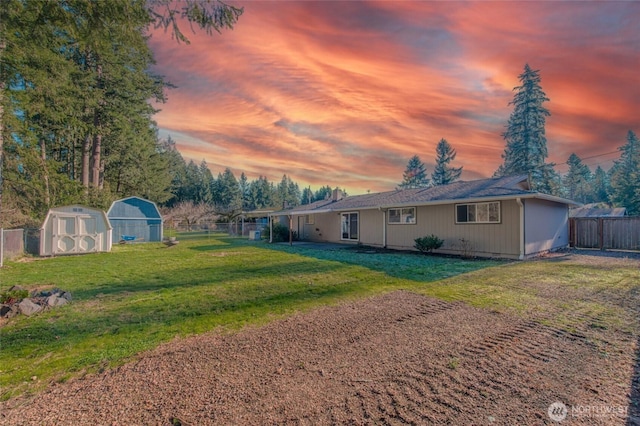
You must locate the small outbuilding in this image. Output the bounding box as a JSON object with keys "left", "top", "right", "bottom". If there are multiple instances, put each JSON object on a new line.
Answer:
{"left": 107, "top": 196, "right": 163, "bottom": 243}
{"left": 40, "top": 205, "right": 112, "bottom": 256}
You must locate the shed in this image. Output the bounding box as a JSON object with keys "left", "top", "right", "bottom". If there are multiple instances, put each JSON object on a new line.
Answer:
{"left": 107, "top": 196, "right": 163, "bottom": 243}
{"left": 40, "top": 205, "right": 112, "bottom": 256}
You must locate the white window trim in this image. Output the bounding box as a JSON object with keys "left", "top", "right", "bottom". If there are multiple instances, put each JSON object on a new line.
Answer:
{"left": 455, "top": 201, "right": 501, "bottom": 224}
{"left": 388, "top": 207, "right": 416, "bottom": 225}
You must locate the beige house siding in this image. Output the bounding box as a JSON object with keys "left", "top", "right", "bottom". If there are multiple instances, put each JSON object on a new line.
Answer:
{"left": 358, "top": 209, "right": 384, "bottom": 246}
{"left": 523, "top": 199, "right": 569, "bottom": 255}
{"left": 295, "top": 200, "right": 522, "bottom": 258}
{"left": 301, "top": 212, "right": 341, "bottom": 243}
{"left": 384, "top": 200, "right": 521, "bottom": 258}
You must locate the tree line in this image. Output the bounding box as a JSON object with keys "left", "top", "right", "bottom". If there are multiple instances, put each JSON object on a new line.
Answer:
{"left": 0, "top": 0, "right": 242, "bottom": 227}
{"left": 398, "top": 64, "right": 640, "bottom": 215}
{"left": 161, "top": 134, "right": 347, "bottom": 224}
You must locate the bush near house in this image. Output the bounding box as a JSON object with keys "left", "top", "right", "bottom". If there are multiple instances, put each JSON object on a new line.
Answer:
{"left": 267, "top": 223, "right": 297, "bottom": 242}
{"left": 414, "top": 234, "right": 444, "bottom": 254}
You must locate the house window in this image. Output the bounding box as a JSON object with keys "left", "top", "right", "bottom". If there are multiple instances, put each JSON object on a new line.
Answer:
{"left": 456, "top": 202, "right": 500, "bottom": 223}
{"left": 341, "top": 212, "right": 359, "bottom": 240}
{"left": 305, "top": 214, "right": 315, "bottom": 225}
{"left": 388, "top": 207, "right": 416, "bottom": 224}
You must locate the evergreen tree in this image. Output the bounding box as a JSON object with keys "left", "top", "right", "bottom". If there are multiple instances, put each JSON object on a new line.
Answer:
{"left": 238, "top": 172, "right": 250, "bottom": 210}
{"left": 592, "top": 166, "right": 611, "bottom": 204}
{"left": 431, "top": 138, "right": 462, "bottom": 186}
{"left": 274, "top": 174, "right": 300, "bottom": 208}
{"left": 563, "top": 153, "right": 593, "bottom": 203}
{"left": 399, "top": 155, "right": 429, "bottom": 189}
{"left": 610, "top": 130, "right": 640, "bottom": 215}
{"left": 301, "top": 187, "right": 313, "bottom": 205}
{"left": 248, "top": 176, "right": 273, "bottom": 210}
{"left": 314, "top": 185, "right": 333, "bottom": 201}
{"left": 215, "top": 167, "right": 241, "bottom": 208}
{"left": 496, "top": 64, "right": 554, "bottom": 192}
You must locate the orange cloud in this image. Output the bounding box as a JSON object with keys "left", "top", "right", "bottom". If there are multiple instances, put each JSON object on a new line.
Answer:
{"left": 149, "top": 1, "right": 639, "bottom": 194}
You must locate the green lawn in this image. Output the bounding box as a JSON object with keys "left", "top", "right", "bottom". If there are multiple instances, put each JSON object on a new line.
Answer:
{"left": 1, "top": 234, "right": 638, "bottom": 401}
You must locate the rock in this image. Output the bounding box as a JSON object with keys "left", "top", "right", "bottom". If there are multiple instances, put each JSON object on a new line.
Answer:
{"left": 1, "top": 304, "right": 16, "bottom": 318}
{"left": 18, "top": 299, "right": 43, "bottom": 317}
{"left": 60, "top": 291, "right": 72, "bottom": 301}
{"left": 46, "top": 295, "right": 68, "bottom": 307}
{"left": 8, "top": 285, "right": 26, "bottom": 292}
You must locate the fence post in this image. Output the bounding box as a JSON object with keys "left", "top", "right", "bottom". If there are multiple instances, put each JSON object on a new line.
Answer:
{"left": 598, "top": 218, "right": 604, "bottom": 251}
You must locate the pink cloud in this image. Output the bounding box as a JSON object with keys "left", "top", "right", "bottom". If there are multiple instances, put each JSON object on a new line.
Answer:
{"left": 149, "top": 1, "right": 639, "bottom": 194}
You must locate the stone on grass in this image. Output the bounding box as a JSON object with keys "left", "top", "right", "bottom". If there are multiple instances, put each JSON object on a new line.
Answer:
{"left": 1, "top": 304, "right": 19, "bottom": 318}
{"left": 46, "top": 295, "right": 68, "bottom": 307}
{"left": 18, "top": 299, "right": 43, "bottom": 317}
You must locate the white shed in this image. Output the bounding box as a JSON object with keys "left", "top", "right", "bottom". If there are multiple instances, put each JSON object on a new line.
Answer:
{"left": 40, "top": 205, "right": 112, "bottom": 256}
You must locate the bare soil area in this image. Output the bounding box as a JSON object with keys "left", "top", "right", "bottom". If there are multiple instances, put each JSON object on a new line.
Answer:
{"left": 1, "top": 254, "right": 639, "bottom": 425}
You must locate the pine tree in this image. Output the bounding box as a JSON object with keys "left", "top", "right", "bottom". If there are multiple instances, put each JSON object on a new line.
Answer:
{"left": 496, "top": 64, "right": 554, "bottom": 192}
{"left": 314, "top": 185, "right": 333, "bottom": 201}
{"left": 399, "top": 155, "right": 429, "bottom": 189}
{"left": 238, "top": 172, "right": 250, "bottom": 210}
{"left": 610, "top": 130, "right": 640, "bottom": 215}
{"left": 592, "top": 166, "right": 611, "bottom": 204}
{"left": 215, "top": 168, "right": 241, "bottom": 209}
{"left": 563, "top": 153, "right": 593, "bottom": 203}
{"left": 431, "top": 139, "right": 462, "bottom": 186}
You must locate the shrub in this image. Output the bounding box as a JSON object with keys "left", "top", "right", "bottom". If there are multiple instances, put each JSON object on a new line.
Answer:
{"left": 0, "top": 288, "right": 29, "bottom": 304}
{"left": 270, "top": 223, "right": 297, "bottom": 243}
{"left": 414, "top": 234, "right": 444, "bottom": 254}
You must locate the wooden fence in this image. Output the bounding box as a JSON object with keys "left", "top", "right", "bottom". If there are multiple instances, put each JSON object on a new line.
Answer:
{"left": 569, "top": 217, "right": 640, "bottom": 251}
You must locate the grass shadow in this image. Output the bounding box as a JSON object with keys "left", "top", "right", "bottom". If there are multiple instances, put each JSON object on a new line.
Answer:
{"left": 258, "top": 241, "right": 503, "bottom": 283}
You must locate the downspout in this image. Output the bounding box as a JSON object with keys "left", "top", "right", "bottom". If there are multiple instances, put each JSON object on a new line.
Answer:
{"left": 288, "top": 214, "right": 293, "bottom": 246}
{"left": 379, "top": 208, "right": 386, "bottom": 248}
{"left": 516, "top": 198, "right": 525, "bottom": 260}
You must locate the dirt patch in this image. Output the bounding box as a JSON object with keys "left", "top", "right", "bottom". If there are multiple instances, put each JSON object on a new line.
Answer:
{"left": 1, "top": 253, "right": 638, "bottom": 425}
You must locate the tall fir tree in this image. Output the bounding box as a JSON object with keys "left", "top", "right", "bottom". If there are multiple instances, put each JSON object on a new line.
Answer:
{"left": 610, "top": 130, "right": 640, "bottom": 215}
{"left": 399, "top": 155, "right": 429, "bottom": 189}
{"left": 563, "top": 153, "right": 593, "bottom": 203}
{"left": 431, "top": 138, "right": 462, "bottom": 186}
{"left": 592, "top": 166, "right": 611, "bottom": 204}
{"left": 496, "top": 64, "right": 555, "bottom": 192}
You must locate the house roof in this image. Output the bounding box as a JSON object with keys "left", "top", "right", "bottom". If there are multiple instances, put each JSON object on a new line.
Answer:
{"left": 569, "top": 205, "right": 627, "bottom": 218}
{"left": 271, "top": 175, "right": 580, "bottom": 216}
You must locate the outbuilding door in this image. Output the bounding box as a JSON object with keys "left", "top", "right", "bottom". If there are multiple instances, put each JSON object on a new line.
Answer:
{"left": 51, "top": 214, "right": 100, "bottom": 255}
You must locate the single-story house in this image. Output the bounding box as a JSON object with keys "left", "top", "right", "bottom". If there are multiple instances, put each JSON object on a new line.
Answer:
{"left": 270, "top": 175, "right": 580, "bottom": 259}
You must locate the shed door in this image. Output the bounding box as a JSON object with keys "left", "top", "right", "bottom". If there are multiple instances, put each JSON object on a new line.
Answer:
{"left": 52, "top": 215, "right": 100, "bottom": 255}
{"left": 149, "top": 224, "right": 161, "bottom": 242}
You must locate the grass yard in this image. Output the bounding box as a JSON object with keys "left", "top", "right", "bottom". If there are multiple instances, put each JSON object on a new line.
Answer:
{"left": 1, "top": 233, "right": 639, "bottom": 409}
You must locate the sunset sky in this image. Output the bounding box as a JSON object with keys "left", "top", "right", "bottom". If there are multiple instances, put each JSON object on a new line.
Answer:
{"left": 149, "top": 1, "right": 639, "bottom": 194}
